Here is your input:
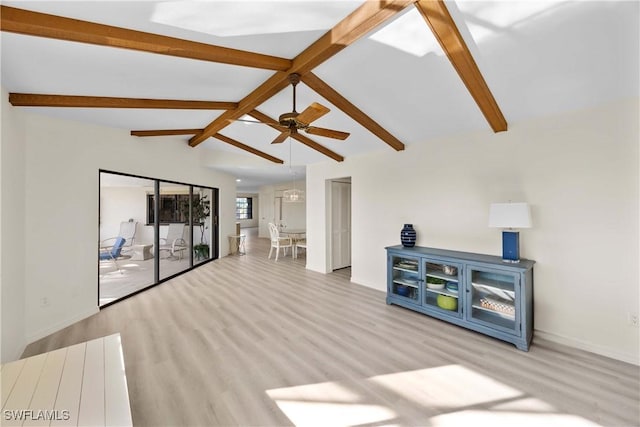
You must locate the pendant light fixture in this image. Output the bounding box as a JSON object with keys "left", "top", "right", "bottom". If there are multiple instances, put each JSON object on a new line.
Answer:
{"left": 283, "top": 137, "right": 305, "bottom": 203}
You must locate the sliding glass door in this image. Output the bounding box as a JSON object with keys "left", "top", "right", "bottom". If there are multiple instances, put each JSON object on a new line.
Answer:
{"left": 159, "top": 181, "right": 191, "bottom": 280}
{"left": 193, "top": 186, "right": 214, "bottom": 265}
{"left": 99, "top": 174, "right": 156, "bottom": 306}
{"left": 99, "top": 171, "right": 218, "bottom": 307}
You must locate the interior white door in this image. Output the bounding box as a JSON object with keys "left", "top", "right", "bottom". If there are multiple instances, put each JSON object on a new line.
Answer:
{"left": 331, "top": 181, "right": 351, "bottom": 270}
{"left": 258, "top": 189, "right": 274, "bottom": 238}
{"left": 274, "top": 196, "right": 283, "bottom": 227}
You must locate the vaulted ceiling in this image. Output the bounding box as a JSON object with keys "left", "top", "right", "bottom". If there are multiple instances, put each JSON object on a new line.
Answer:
{"left": 1, "top": 1, "right": 638, "bottom": 191}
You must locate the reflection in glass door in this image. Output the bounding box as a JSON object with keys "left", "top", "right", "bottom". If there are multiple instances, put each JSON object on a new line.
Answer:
{"left": 193, "top": 186, "right": 212, "bottom": 265}
{"left": 159, "top": 182, "right": 191, "bottom": 280}
{"left": 99, "top": 173, "right": 156, "bottom": 306}
{"left": 99, "top": 170, "right": 218, "bottom": 307}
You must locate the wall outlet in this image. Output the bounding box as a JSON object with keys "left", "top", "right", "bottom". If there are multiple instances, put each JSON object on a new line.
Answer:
{"left": 628, "top": 313, "right": 639, "bottom": 327}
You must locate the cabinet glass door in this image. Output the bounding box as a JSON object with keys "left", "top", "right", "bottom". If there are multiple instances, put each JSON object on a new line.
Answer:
{"left": 390, "top": 255, "right": 420, "bottom": 303}
{"left": 467, "top": 267, "right": 519, "bottom": 334}
{"left": 424, "top": 261, "right": 462, "bottom": 317}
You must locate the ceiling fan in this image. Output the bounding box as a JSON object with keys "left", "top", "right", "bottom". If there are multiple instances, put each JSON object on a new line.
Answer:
{"left": 236, "top": 73, "right": 350, "bottom": 144}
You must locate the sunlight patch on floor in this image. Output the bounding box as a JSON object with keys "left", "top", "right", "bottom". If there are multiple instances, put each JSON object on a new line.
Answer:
{"left": 271, "top": 401, "right": 397, "bottom": 427}
{"left": 267, "top": 381, "right": 396, "bottom": 426}
{"left": 267, "top": 364, "right": 604, "bottom": 427}
{"left": 430, "top": 409, "right": 601, "bottom": 427}
{"left": 369, "top": 364, "right": 520, "bottom": 408}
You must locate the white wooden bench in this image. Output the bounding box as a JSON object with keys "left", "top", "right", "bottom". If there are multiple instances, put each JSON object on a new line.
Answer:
{"left": 1, "top": 334, "right": 132, "bottom": 426}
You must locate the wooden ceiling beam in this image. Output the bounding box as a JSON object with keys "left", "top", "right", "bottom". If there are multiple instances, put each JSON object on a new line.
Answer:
{"left": 131, "top": 129, "right": 202, "bottom": 137}
{"left": 212, "top": 133, "right": 284, "bottom": 164}
{"left": 9, "top": 93, "right": 237, "bottom": 109}
{"left": 191, "top": 71, "right": 292, "bottom": 146}
{"left": 0, "top": 5, "right": 291, "bottom": 71}
{"left": 414, "top": 0, "right": 507, "bottom": 132}
{"left": 248, "top": 110, "right": 344, "bottom": 162}
{"left": 301, "top": 73, "right": 404, "bottom": 151}
{"left": 131, "top": 128, "right": 283, "bottom": 163}
{"left": 189, "top": 0, "right": 415, "bottom": 147}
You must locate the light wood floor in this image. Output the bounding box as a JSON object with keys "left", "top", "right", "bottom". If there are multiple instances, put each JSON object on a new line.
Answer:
{"left": 23, "top": 228, "right": 639, "bottom": 426}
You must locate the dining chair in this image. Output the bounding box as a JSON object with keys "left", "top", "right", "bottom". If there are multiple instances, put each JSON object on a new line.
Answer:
{"left": 268, "top": 222, "right": 292, "bottom": 261}
{"left": 294, "top": 240, "right": 307, "bottom": 259}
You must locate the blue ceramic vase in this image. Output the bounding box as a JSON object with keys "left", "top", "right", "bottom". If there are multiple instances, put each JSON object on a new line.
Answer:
{"left": 400, "top": 224, "right": 416, "bottom": 247}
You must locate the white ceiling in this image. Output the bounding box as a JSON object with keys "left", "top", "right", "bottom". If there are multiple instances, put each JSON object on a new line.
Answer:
{"left": 2, "top": 1, "right": 638, "bottom": 192}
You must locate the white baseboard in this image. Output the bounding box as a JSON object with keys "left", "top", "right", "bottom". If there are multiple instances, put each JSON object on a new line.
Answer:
{"left": 534, "top": 329, "right": 639, "bottom": 366}
{"left": 350, "top": 276, "right": 385, "bottom": 293}
{"left": 26, "top": 306, "right": 99, "bottom": 345}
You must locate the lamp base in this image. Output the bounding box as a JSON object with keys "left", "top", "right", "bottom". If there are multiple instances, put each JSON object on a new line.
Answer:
{"left": 502, "top": 231, "right": 520, "bottom": 263}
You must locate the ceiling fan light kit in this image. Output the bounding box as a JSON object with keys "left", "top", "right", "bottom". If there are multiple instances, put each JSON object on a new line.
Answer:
{"left": 283, "top": 137, "right": 305, "bottom": 203}
{"left": 283, "top": 188, "right": 305, "bottom": 203}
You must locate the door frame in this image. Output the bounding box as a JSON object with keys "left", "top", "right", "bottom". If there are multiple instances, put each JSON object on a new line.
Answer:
{"left": 327, "top": 177, "right": 352, "bottom": 272}
{"left": 98, "top": 169, "right": 219, "bottom": 308}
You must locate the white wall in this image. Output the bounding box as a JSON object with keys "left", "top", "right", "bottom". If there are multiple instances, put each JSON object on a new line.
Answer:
{"left": 307, "top": 98, "right": 639, "bottom": 364}
{"left": 1, "top": 88, "right": 26, "bottom": 362}
{"left": 0, "top": 92, "right": 237, "bottom": 359}
{"left": 236, "top": 192, "right": 259, "bottom": 228}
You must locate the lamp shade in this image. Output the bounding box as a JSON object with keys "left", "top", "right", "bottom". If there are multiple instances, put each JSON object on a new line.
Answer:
{"left": 489, "top": 203, "right": 532, "bottom": 229}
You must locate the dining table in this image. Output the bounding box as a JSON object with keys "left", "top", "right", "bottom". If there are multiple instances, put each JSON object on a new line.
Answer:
{"left": 281, "top": 229, "right": 306, "bottom": 258}
{"left": 281, "top": 229, "right": 306, "bottom": 240}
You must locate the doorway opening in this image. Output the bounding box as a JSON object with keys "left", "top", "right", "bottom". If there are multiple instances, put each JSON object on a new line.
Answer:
{"left": 329, "top": 177, "right": 352, "bottom": 273}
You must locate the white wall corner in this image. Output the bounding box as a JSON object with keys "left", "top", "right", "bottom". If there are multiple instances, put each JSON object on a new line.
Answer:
{"left": 26, "top": 306, "right": 100, "bottom": 345}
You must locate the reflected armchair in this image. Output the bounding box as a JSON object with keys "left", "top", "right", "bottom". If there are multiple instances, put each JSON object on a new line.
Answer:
{"left": 159, "top": 223, "right": 187, "bottom": 260}
{"left": 99, "top": 237, "right": 126, "bottom": 273}
{"left": 100, "top": 221, "right": 137, "bottom": 253}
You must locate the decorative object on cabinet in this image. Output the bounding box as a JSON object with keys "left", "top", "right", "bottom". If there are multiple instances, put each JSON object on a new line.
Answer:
{"left": 489, "top": 202, "right": 532, "bottom": 263}
{"left": 442, "top": 265, "right": 457, "bottom": 275}
{"left": 437, "top": 294, "right": 458, "bottom": 311}
{"left": 400, "top": 223, "right": 417, "bottom": 247}
{"left": 386, "top": 245, "right": 535, "bottom": 351}
{"left": 396, "top": 285, "right": 410, "bottom": 297}
{"left": 445, "top": 282, "right": 458, "bottom": 293}
{"left": 426, "top": 276, "right": 446, "bottom": 289}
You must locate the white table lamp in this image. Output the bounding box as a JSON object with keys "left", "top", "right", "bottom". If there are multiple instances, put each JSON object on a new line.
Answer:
{"left": 489, "top": 202, "right": 532, "bottom": 262}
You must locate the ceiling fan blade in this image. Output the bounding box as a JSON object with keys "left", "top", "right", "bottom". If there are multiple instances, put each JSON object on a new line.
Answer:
{"left": 305, "top": 127, "right": 350, "bottom": 140}
{"left": 296, "top": 102, "right": 330, "bottom": 125}
{"left": 271, "top": 130, "right": 291, "bottom": 144}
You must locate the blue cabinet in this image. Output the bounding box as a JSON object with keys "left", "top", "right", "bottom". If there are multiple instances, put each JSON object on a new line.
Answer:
{"left": 386, "top": 245, "right": 535, "bottom": 351}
